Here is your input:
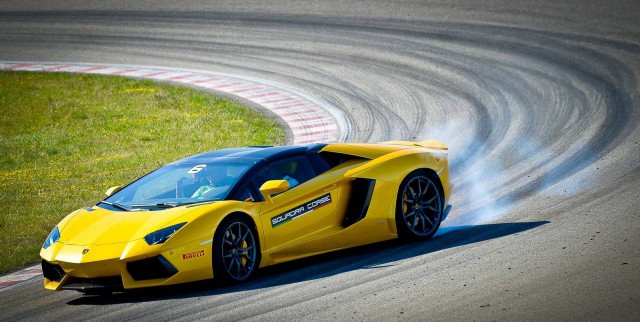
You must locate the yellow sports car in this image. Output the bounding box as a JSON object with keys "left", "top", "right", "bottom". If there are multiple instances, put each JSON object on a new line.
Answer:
{"left": 40, "top": 141, "right": 452, "bottom": 293}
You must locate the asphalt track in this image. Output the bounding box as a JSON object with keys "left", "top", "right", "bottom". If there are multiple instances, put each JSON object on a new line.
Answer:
{"left": 1, "top": 1, "right": 639, "bottom": 320}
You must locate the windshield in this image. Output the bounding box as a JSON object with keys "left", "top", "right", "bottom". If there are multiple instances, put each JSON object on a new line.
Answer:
{"left": 102, "top": 160, "right": 253, "bottom": 210}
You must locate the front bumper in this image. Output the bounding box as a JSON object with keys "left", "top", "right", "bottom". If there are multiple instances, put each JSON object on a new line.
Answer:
{"left": 42, "top": 259, "right": 124, "bottom": 292}
{"left": 41, "top": 254, "right": 179, "bottom": 292}
{"left": 40, "top": 239, "right": 213, "bottom": 291}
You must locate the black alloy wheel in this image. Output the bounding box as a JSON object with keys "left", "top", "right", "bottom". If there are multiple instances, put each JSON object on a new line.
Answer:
{"left": 396, "top": 170, "right": 443, "bottom": 241}
{"left": 212, "top": 216, "right": 260, "bottom": 284}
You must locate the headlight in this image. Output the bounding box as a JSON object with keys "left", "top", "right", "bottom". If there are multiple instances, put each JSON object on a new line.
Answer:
{"left": 144, "top": 223, "right": 187, "bottom": 245}
{"left": 43, "top": 226, "right": 60, "bottom": 249}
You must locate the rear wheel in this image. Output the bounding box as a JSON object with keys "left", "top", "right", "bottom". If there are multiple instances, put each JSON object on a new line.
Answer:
{"left": 396, "top": 170, "right": 443, "bottom": 241}
{"left": 212, "top": 216, "right": 260, "bottom": 284}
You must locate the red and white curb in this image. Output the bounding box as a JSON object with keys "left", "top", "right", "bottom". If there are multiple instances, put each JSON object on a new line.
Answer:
{"left": 0, "top": 266, "right": 41, "bottom": 291}
{"left": 0, "top": 61, "right": 350, "bottom": 145}
{"left": 0, "top": 61, "right": 351, "bottom": 291}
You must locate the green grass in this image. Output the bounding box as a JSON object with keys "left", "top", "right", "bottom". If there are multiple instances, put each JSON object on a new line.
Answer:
{"left": 0, "top": 71, "right": 285, "bottom": 274}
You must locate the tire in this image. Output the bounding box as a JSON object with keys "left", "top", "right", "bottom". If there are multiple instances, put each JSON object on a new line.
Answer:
{"left": 395, "top": 169, "right": 444, "bottom": 242}
{"left": 212, "top": 215, "right": 261, "bottom": 285}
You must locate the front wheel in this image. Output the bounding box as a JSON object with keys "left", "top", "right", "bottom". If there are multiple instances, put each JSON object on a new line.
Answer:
{"left": 212, "top": 216, "right": 260, "bottom": 284}
{"left": 396, "top": 170, "right": 444, "bottom": 241}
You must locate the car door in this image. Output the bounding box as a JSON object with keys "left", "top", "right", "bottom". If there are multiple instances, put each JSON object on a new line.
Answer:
{"left": 255, "top": 155, "right": 342, "bottom": 260}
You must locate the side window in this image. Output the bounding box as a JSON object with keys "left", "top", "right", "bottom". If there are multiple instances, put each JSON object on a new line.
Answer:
{"left": 237, "top": 184, "right": 258, "bottom": 202}
{"left": 318, "top": 151, "right": 366, "bottom": 168}
{"left": 254, "top": 155, "right": 316, "bottom": 191}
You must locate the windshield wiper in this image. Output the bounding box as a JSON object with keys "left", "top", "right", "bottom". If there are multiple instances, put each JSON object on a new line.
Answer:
{"left": 131, "top": 202, "right": 180, "bottom": 209}
{"left": 183, "top": 200, "right": 220, "bottom": 208}
{"left": 99, "top": 200, "right": 134, "bottom": 212}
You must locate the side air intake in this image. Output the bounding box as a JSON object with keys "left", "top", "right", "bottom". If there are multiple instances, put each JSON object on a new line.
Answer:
{"left": 342, "top": 178, "right": 376, "bottom": 227}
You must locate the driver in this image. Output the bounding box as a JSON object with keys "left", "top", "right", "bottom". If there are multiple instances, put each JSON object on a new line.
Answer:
{"left": 191, "top": 167, "right": 219, "bottom": 199}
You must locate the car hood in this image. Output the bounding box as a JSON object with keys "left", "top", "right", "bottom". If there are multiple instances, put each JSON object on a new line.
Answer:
{"left": 59, "top": 206, "right": 192, "bottom": 245}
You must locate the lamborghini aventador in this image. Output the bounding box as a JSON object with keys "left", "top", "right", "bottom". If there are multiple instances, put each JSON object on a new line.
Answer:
{"left": 40, "top": 140, "right": 452, "bottom": 293}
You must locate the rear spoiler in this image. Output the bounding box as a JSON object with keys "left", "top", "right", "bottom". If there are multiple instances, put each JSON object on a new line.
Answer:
{"left": 381, "top": 140, "right": 448, "bottom": 150}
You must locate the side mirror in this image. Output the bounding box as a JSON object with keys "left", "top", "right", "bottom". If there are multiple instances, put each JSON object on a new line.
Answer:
{"left": 259, "top": 180, "right": 289, "bottom": 203}
{"left": 105, "top": 185, "right": 122, "bottom": 197}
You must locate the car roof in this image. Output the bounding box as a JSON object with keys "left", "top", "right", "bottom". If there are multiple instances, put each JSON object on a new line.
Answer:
{"left": 172, "top": 143, "right": 328, "bottom": 164}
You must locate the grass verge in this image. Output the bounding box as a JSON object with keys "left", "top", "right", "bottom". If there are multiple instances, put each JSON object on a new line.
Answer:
{"left": 0, "top": 71, "right": 285, "bottom": 274}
